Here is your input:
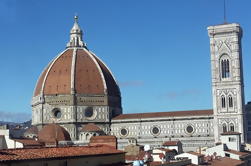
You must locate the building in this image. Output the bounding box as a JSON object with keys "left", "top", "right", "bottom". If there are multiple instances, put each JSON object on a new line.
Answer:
{"left": 0, "top": 129, "right": 23, "bottom": 149}
{"left": 31, "top": 16, "right": 250, "bottom": 151}
{"left": 205, "top": 132, "right": 251, "bottom": 162}
{"left": 205, "top": 156, "right": 246, "bottom": 166}
{"left": 152, "top": 148, "right": 177, "bottom": 162}
{"left": 89, "top": 135, "right": 117, "bottom": 149}
{"left": 31, "top": 16, "right": 122, "bottom": 140}
{"left": 23, "top": 126, "right": 38, "bottom": 139}
{"left": 175, "top": 151, "right": 204, "bottom": 165}
{"left": 162, "top": 141, "right": 183, "bottom": 154}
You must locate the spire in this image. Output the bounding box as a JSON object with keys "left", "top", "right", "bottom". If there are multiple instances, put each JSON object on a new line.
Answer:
{"left": 67, "top": 15, "right": 86, "bottom": 48}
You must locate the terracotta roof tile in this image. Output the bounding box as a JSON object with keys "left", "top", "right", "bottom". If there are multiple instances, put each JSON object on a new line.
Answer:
{"left": 34, "top": 48, "right": 121, "bottom": 97}
{"left": 34, "top": 62, "right": 51, "bottom": 96}
{"left": 207, "top": 157, "right": 245, "bottom": 166}
{"left": 24, "top": 126, "right": 38, "bottom": 135}
{"left": 13, "top": 139, "right": 41, "bottom": 146}
{"left": 112, "top": 109, "right": 213, "bottom": 120}
{"left": 157, "top": 148, "right": 177, "bottom": 153}
{"left": 43, "top": 49, "right": 73, "bottom": 95}
{"left": 92, "top": 53, "right": 120, "bottom": 97}
{"left": 81, "top": 123, "right": 102, "bottom": 132}
{"left": 89, "top": 136, "right": 117, "bottom": 148}
{"left": 75, "top": 49, "right": 105, "bottom": 94}
{"left": 38, "top": 124, "right": 71, "bottom": 143}
{"left": 90, "top": 136, "right": 117, "bottom": 141}
{"left": 125, "top": 151, "right": 147, "bottom": 161}
{"left": 225, "top": 149, "right": 250, "bottom": 157}
{"left": 163, "top": 141, "right": 180, "bottom": 146}
{"left": 0, "top": 145, "right": 124, "bottom": 162}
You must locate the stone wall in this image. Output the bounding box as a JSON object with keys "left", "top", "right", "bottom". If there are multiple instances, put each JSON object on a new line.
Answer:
{"left": 111, "top": 116, "right": 215, "bottom": 151}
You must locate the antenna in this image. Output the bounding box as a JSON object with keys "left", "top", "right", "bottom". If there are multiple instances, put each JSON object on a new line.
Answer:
{"left": 224, "top": 0, "right": 227, "bottom": 23}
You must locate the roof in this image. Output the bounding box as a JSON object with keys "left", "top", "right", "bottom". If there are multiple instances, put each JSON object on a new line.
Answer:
{"left": 13, "top": 139, "right": 41, "bottom": 146}
{"left": 225, "top": 149, "right": 250, "bottom": 157}
{"left": 38, "top": 124, "right": 71, "bottom": 143}
{"left": 207, "top": 157, "right": 245, "bottom": 166}
{"left": 90, "top": 136, "right": 117, "bottom": 142}
{"left": 221, "top": 131, "right": 241, "bottom": 135}
{"left": 125, "top": 150, "right": 148, "bottom": 161}
{"left": 24, "top": 126, "right": 38, "bottom": 135}
{"left": 81, "top": 123, "right": 102, "bottom": 132}
{"left": 33, "top": 17, "right": 120, "bottom": 98}
{"left": 0, "top": 145, "right": 124, "bottom": 162}
{"left": 149, "top": 160, "right": 191, "bottom": 166}
{"left": 156, "top": 148, "right": 177, "bottom": 153}
{"left": 33, "top": 48, "right": 120, "bottom": 97}
{"left": 89, "top": 136, "right": 117, "bottom": 149}
{"left": 112, "top": 109, "right": 213, "bottom": 120}
{"left": 187, "top": 152, "right": 204, "bottom": 157}
{"left": 162, "top": 141, "right": 180, "bottom": 146}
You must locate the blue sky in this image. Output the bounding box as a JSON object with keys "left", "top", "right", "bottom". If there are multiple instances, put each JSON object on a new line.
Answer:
{"left": 0, "top": 0, "right": 250, "bottom": 122}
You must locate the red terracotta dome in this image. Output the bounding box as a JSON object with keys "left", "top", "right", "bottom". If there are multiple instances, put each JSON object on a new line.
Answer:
{"left": 38, "top": 124, "right": 71, "bottom": 143}
{"left": 33, "top": 16, "right": 120, "bottom": 97}
{"left": 81, "top": 123, "right": 103, "bottom": 132}
{"left": 34, "top": 48, "right": 120, "bottom": 97}
{"left": 25, "top": 126, "right": 38, "bottom": 135}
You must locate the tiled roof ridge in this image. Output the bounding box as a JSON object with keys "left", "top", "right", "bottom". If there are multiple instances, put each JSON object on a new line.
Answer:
{"left": 1, "top": 144, "right": 115, "bottom": 152}
{"left": 112, "top": 109, "right": 213, "bottom": 120}
{"left": 225, "top": 149, "right": 250, "bottom": 157}
{"left": 163, "top": 140, "right": 180, "bottom": 145}
{"left": 91, "top": 135, "right": 116, "bottom": 139}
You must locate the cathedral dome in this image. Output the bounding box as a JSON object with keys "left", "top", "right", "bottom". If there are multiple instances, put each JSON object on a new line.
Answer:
{"left": 31, "top": 16, "right": 122, "bottom": 140}
{"left": 38, "top": 124, "right": 71, "bottom": 143}
{"left": 33, "top": 16, "right": 120, "bottom": 97}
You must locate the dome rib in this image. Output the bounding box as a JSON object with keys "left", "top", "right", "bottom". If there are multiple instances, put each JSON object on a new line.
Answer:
{"left": 74, "top": 48, "right": 106, "bottom": 95}
{"left": 33, "top": 49, "right": 71, "bottom": 96}
{"left": 70, "top": 48, "right": 77, "bottom": 94}
{"left": 91, "top": 52, "right": 121, "bottom": 96}
{"left": 83, "top": 48, "right": 108, "bottom": 94}
{"left": 33, "top": 62, "right": 51, "bottom": 97}
{"left": 43, "top": 49, "right": 73, "bottom": 95}
{"left": 33, "top": 48, "right": 120, "bottom": 97}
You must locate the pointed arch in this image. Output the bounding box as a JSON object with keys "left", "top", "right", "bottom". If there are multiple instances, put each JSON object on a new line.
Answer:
{"left": 229, "top": 123, "right": 235, "bottom": 132}
{"left": 221, "top": 60, "right": 225, "bottom": 78}
{"left": 228, "top": 95, "right": 233, "bottom": 108}
{"left": 226, "top": 59, "right": 230, "bottom": 77}
{"left": 221, "top": 96, "right": 226, "bottom": 108}
{"left": 220, "top": 54, "right": 230, "bottom": 79}
{"left": 222, "top": 123, "right": 227, "bottom": 133}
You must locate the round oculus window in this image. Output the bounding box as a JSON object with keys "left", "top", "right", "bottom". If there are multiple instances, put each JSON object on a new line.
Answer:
{"left": 186, "top": 125, "right": 194, "bottom": 134}
{"left": 120, "top": 128, "right": 128, "bottom": 136}
{"left": 85, "top": 107, "right": 93, "bottom": 117}
{"left": 151, "top": 126, "right": 160, "bottom": 135}
{"left": 52, "top": 108, "right": 61, "bottom": 118}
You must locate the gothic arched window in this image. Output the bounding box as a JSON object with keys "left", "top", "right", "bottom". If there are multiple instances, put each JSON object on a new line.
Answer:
{"left": 223, "top": 124, "right": 227, "bottom": 133}
{"left": 230, "top": 123, "right": 234, "bottom": 132}
{"left": 229, "top": 96, "right": 233, "bottom": 108}
{"left": 221, "top": 59, "right": 230, "bottom": 78}
{"left": 221, "top": 96, "right": 226, "bottom": 108}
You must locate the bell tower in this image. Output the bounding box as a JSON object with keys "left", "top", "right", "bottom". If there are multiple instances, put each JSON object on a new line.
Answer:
{"left": 208, "top": 23, "right": 246, "bottom": 143}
